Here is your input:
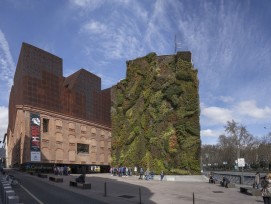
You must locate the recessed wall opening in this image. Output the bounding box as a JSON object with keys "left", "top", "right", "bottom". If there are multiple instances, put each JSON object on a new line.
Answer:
{"left": 43, "top": 118, "right": 49, "bottom": 132}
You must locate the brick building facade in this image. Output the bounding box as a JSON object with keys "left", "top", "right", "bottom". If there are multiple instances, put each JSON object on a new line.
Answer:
{"left": 6, "top": 43, "right": 111, "bottom": 173}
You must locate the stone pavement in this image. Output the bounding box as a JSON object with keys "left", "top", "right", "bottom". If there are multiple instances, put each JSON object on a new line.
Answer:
{"left": 7, "top": 170, "right": 266, "bottom": 204}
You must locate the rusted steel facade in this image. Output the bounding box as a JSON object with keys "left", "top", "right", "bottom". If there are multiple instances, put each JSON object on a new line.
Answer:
{"left": 7, "top": 43, "right": 111, "bottom": 173}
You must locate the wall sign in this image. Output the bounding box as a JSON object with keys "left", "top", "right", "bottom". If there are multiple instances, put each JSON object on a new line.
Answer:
{"left": 30, "top": 113, "right": 41, "bottom": 162}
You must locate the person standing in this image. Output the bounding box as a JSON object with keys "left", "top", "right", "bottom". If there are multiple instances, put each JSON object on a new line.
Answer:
{"left": 261, "top": 173, "right": 271, "bottom": 204}
{"left": 134, "top": 166, "right": 137, "bottom": 176}
{"left": 255, "top": 172, "right": 260, "bottom": 189}
{"left": 139, "top": 168, "right": 144, "bottom": 180}
{"left": 144, "top": 169, "right": 149, "bottom": 180}
{"left": 67, "top": 166, "right": 71, "bottom": 175}
{"left": 160, "top": 171, "right": 164, "bottom": 181}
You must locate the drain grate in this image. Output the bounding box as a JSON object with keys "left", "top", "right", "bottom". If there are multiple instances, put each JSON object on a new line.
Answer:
{"left": 213, "top": 191, "right": 224, "bottom": 193}
{"left": 119, "top": 195, "right": 135, "bottom": 199}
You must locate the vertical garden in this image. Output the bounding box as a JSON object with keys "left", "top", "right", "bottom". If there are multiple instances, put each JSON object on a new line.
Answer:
{"left": 111, "top": 52, "right": 201, "bottom": 175}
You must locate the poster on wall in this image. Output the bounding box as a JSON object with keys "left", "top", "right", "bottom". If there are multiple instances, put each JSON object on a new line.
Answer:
{"left": 30, "top": 113, "right": 41, "bottom": 162}
{"left": 31, "top": 151, "right": 41, "bottom": 162}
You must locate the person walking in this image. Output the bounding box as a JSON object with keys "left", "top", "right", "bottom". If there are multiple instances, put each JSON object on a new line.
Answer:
{"left": 139, "top": 168, "right": 144, "bottom": 180}
{"left": 254, "top": 172, "right": 260, "bottom": 189}
{"left": 261, "top": 173, "right": 271, "bottom": 204}
{"left": 160, "top": 171, "right": 164, "bottom": 181}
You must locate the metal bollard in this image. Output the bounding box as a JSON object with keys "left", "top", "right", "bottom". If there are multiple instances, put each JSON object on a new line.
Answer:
{"left": 5, "top": 190, "right": 15, "bottom": 204}
{"left": 139, "top": 187, "right": 142, "bottom": 204}
{"left": 193, "top": 192, "right": 195, "bottom": 204}
{"left": 1, "top": 181, "right": 9, "bottom": 193}
{"left": 104, "top": 182, "right": 107, "bottom": 197}
{"left": 2, "top": 186, "right": 12, "bottom": 202}
{"left": 7, "top": 195, "right": 19, "bottom": 204}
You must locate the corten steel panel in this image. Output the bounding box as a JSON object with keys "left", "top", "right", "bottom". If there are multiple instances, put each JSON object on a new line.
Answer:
{"left": 9, "top": 42, "right": 111, "bottom": 134}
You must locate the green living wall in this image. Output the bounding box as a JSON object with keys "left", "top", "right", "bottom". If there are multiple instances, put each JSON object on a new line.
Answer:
{"left": 111, "top": 52, "right": 201, "bottom": 175}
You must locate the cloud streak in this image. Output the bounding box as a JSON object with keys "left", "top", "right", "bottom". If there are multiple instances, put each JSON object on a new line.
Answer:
{"left": 0, "top": 106, "right": 8, "bottom": 140}
{"left": 0, "top": 29, "right": 15, "bottom": 88}
{"left": 77, "top": 0, "right": 178, "bottom": 62}
{"left": 70, "top": 0, "right": 105, "bottom": 11}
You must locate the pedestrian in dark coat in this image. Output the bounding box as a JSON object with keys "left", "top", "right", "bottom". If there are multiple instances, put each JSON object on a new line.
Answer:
{"left": 160, "top": 171, "right": 164, "bottom": 181}
{"left": 261, "top": 173, "right": 271, "bottom": 204}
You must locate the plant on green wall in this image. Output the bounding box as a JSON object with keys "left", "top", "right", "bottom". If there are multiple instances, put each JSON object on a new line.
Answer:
{"left": 111, "top": 52, "right": 201, "bottom": 175}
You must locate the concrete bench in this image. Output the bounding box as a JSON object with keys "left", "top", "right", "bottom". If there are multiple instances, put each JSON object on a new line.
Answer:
{"left": 226, "top": 183, "right": 235, "bottom": 188}
{"left": 69, "top": 181, "right": 77, "bottom": 187}
{"left": 49, "top": 177, "right": 63, "bottom": 182}
{"left": 220, "top": 179, "right": 235, "bottom": 188}
{"left": 213, "top": 179, "right": 221, "bottom": 184}
{"left": 240, "top": 187, "right": 261, "bottom": 196}
{"left": 69, "top": 181, "right": 91, "bottom": 189}
{"left": 38, "top": 174, "right": 47, "bottom": 178}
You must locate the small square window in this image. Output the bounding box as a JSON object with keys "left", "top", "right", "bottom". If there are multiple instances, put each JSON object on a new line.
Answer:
{"left": 77, "top": 143, "right": 89, "bottom": 154}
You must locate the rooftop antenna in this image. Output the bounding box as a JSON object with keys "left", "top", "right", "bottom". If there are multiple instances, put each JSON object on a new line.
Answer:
{"left": 174, "top": 34, "right": 181, "bottom": 53}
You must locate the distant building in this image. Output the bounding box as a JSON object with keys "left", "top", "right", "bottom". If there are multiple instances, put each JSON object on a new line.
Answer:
{"left": 6, "top": 43, "right": 111, "bottom": 173}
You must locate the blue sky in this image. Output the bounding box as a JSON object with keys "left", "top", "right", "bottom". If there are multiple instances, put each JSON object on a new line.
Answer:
{"left": 0, "top": 0, "right": 271, "bottom": 144}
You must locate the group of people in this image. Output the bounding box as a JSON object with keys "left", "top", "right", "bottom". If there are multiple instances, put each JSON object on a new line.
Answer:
{"left": 110, "top": 166, "right": 165, "bottom": 181}
{"left": 138, "top": 168, "right": 154, "bottom": 180}
{"left": 53, "top": 165, "right": 71, "bottom": 175}
{"left": 139, "top": 168, "right": 165, "bottom": 181}
{"left": 208, "top": 171, "right": 271, "bottom": 203}
{"left": 110, "top": 166, "right": 134, "bottom": 177}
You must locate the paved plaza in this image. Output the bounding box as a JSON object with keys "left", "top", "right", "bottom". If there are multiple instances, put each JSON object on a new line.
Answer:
{"left": 2, "top": 170, "right": 266, "bottom": 204}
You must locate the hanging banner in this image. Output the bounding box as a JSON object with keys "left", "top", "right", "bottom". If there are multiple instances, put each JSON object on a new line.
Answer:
{"left": 30, "top": 113, "right": 41, "bottom": 162}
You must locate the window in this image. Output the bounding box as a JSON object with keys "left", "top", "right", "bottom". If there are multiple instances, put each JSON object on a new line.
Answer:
{"left": 77, "top": 143, "right": 89, "bottom": 154}
{"left": 43, "top": 118, "right": 49, "bottom": 133}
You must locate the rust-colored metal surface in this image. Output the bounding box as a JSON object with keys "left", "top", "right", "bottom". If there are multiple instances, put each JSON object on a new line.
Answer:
{"left": 9, "top": 43, "right": 111, "bottom": 132}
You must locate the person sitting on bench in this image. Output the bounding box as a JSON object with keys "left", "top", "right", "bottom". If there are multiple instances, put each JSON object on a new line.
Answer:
{"left": 209, "top": 175, "right": 215, "bottom": 183}
{"left": 76, "top": 174, "right": 85, "bottom": 183}
{"left": 222, "top": 176, "right": 230, "bottom": 187}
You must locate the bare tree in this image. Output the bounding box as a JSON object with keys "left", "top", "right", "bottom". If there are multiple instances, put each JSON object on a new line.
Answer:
{"left": 202, "top": 120, "right": 258, "bottom": 171}
{"left": 258, "top": 132, "right": 271, "bottom": 170}
{"left": 217, "top": 134, "right": 236, "bottom": 166}
{"left": 224, "top": 120, "right": 254, "bottom": 157}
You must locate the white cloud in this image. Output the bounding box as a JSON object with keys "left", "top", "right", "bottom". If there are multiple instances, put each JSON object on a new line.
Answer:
{"left": 201, "top": 106, "right": 233, "bottom": 125}
{"left": 235, "top": 100, "right": 271, "bottom": 119}
{"left": 0, "top": 106, "right": 8, "bottom": 141}
{"left": 81, "top": 20, "right": 107, "bottom": 34}
{"left": 201, "top": 129, "right": 223, "bottom": 138}
{"left": 201, "top": 99, "right": 271, "bottom": 130}
{"left": 219, "top": 96, "right": 234, "bottom": 103}
{"left": 70, "top": 0, "right": 105, "bottom": 10}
